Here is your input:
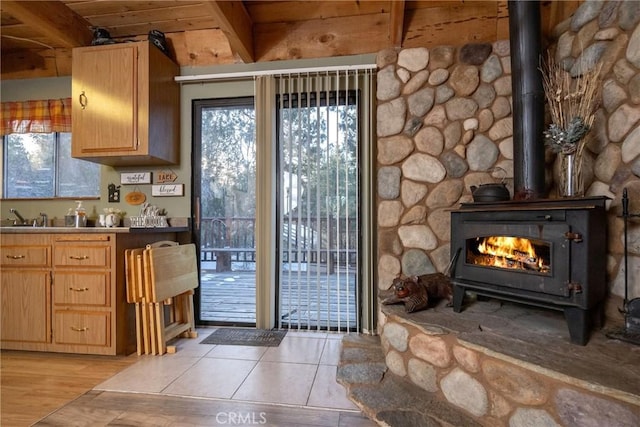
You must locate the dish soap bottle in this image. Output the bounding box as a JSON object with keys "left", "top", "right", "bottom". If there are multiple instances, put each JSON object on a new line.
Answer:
{"left": 74, "top": 201, "right": 87, "bottom": 227}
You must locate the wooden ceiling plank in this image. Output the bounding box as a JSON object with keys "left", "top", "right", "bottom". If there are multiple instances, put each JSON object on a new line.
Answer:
{"left": 1, "top": 0, "right": 93, "bottom": 48}
{"left": 202, "top": 0, "right": 254, "bottom": 63}
{"left": 255, "top": 12, "right": 389, "bottom": 62}
{"left": 247, "top": 1, "right": 391, "bottom": 24}
{"left": 389, "top": 0, "right": 405, "bottom": 47}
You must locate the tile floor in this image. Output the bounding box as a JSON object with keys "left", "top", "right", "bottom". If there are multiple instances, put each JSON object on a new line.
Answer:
{"left": 95, "top": 328, "right": 360, "bottom": 412}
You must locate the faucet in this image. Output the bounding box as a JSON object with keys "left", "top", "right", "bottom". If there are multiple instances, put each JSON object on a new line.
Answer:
{"left": 9, "top": 208, "right": 27, "bottom": 225}
{"left": 40, "top": 212, "right": 48, "bottom": 227}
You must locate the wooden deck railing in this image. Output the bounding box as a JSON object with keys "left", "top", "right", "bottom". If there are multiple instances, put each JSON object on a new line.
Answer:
{"left": 200, "top": 216, "right": 357, "bottom": 272}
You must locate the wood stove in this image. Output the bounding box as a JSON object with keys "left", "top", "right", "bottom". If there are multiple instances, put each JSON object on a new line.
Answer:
{"left": 449, "top": 197, "right": 608, "bottom": 345}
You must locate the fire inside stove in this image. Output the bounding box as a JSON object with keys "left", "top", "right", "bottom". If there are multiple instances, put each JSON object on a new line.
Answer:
{"left": 466, "top": 236, "right": 551, "bottom": 275}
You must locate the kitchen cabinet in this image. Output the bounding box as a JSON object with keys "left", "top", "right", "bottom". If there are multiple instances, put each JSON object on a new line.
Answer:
{"left": 1, "top": 235, "right": 51, "bottom": 345}
{"left": 71, "top": 41, "right": 180, "bottom": 166}
{"left": 1, "top": 230, "right": 187, "bottom": 355}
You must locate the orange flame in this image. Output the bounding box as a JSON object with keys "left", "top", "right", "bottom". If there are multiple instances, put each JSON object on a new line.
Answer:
{"left": 475, "top": 236, "right": 543, "bottom": 270}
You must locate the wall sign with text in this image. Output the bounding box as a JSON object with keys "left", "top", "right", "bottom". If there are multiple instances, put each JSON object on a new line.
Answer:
{"left": 120, "top": 172, "right": 152, "bottom": 184}
{"left": 151, "top": 184, "right": 184, "bottom": 197}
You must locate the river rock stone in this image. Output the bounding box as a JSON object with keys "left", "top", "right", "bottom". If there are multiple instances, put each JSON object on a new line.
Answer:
{"left": 377, "top": 65, "right": 401, "bottom": 101}
{"left": 435, "top": 85, "right": 455, "bottom": 104}
{"left": 453, "top": 345, "right": 480, "bottom": 373}
{"left": 383, "top": 322, "right": 409, "bottom": 352}
{"left": 620, "top": 0, "right": 640, "bottom": 31}
{"left": 459, "top": 43, "right": 492, "bottom": 65}
{"left": 599, "top": 0, "right": 620, "bottom": 28}
{"left": 378, "top": 254, "right": 401, "bottom": 290}
{"left": 408, "top": 87, "right": 435, "bottom": 117}
{"left": 401, "top": 180, "right": 428, "bottom": 207}
{"left": 450, "top": 65, "right": 480, "bottom": 96}
{"left": 409, "top": 334, "right": 451, "bottom": 367}
{"left": 424, "top": 104, "right": 447, "bottom": 127}
{"left": 595, "top": 144, "right": 622, "bottom": 182}
{"left": 398, "top": 47, "right": 429, "bottom": 72}
{"left": 428, "top": 68, "right": 449, "bottom": 86}
{"left": 493, "top": 75, "right": 512, "bottom": 96}
{"left": 445, "top": 98, "right": 479, "bottom": 120}
{"left": 407, "top": 358, "right": 438, "bottom": 392}
{"left": 481, "top": 54, "right": 502, "bottom": 83}
{"left": 609, "top": 104, "right": 640, "bottom": 142}
{"left": 441, "top": 368, "right": 489, "bottom": 417}
{"left": 571, "top": 41, "right": 609, "bottom": 77}
{"left": 492, "top": 96, "right": 511, "bottom": 119}
{"left": 414, "top": 126, "right": 444, "bottom": 155}
{"left": 627, "top": 24, "right": 640, "bottom": 68}
{"left": 402, "top": 249, "right": 435, "bottom": 276}
{"left": 378, "top": 135, "right": 414, "bottom": 165}
{"left": 398, "top": 225, "right": 438, "bottom": 250}
{"left": 386, "top": 350, "right": 406, "bottom": 377}
{"left": 377, "top": 98, "right": 406, "bottom": 137}
{"left": 482, "top": 359, "right": 548, "bottom": 405}
{"left": 478, "top": 109, "right": 494, "bottom": 132}
{"left": 429, "top": 46, "right": 455, "bottom": 70}
{"left": 401, "top": 205, "right": 426, "bottom": 225}
{"left": 402, "top": 70, "right": 430, "bottom": 95}
{"left": 473, "top": 83, "right": 496, "bottom": 109}
{"left": 378, "top": 201, "right": 403, "bottom": 227}
{"left": 467, "top": 135, "right": 499, "bottom": 171}
{"left": 402, "top": 153, "right": 446, "bottom": 183}
{"left": 499, "top": 137, "right": 513, "bottom": 159}
{"left": 378, "top": 166, "right": 401, "bottom": 199}
{"left": 629, "top": 73, "right": 640, "bottom": 104}
{"left": 444, "top": 121, "right": 462, "bottom": 149}
{"left": 571, "top": 0, "right": 604, "bottom": 32}
{"left": 488, "top": 117, "right": 513, "bottom": 141}
{"left": 509, "top": 408, "right": 560, "bottom": 427}
{"left": 602, "top": 78, "right": 628, "bottom": 113}
{"left": 426, "top": 180, "right": 463, "bottom": 208}
{"left": 441, "top": 151, "right": 469, "bottom": 178}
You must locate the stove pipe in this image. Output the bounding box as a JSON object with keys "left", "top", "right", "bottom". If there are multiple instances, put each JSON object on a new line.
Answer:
{"left": 508, "top": 1, "right": 545, "bottom": 200}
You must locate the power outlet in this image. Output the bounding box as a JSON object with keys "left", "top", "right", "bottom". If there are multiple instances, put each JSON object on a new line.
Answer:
{"left": 108, "top": 183, "right": 121, "bottom": 203}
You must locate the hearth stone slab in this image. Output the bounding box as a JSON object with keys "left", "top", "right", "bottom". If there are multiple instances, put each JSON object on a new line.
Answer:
{"left": 338, "top": 300, "right": 640, "bottom": 426}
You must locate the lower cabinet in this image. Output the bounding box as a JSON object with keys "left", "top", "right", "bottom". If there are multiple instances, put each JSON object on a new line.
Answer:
{"left": 1, "top": 270, "right": 50, "bottom": 343}
{"left": 1, "top": 231, "right": 184, "bottom": 355}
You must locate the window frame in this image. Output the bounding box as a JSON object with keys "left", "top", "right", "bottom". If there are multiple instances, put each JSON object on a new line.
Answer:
{"left": 2, "top": 132, "right": 100, "bottom": 200}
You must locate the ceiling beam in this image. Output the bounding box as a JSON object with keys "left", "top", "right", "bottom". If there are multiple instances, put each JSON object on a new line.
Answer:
{"left": 1, "top": 0, "right": 93, "bottom": 48}
{"left": 202, "top": 0, "right": 254, "bottom": 63}
{"left": 389, "top": 0, "right": 405, "bottom": 47}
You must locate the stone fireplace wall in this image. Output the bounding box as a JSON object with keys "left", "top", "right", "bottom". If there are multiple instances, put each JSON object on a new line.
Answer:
{"left": 375, "top": 1, "right": 640, "bottom": 319}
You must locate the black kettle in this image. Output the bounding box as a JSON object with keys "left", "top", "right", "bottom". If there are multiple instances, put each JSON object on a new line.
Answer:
{"left": 470, "top": 182, "right": 510, "bottom": 202}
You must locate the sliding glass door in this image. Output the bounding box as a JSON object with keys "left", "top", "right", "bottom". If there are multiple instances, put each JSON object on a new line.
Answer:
{"left": 193, "top": 97, "right": 256, "bottom": 325}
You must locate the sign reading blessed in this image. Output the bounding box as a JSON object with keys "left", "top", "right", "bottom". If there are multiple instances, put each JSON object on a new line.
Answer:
{"left": 120, "top": 172, "right": 152, "bottom": 185}
{"left": 151, "top": 184, "right": 184, "bottom": 196}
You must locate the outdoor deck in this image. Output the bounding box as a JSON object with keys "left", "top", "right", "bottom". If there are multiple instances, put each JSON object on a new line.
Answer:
{"left": 199, "top": 267, "right": 358, "bottom": 330}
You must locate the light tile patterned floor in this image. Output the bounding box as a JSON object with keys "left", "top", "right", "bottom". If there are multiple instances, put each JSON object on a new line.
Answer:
{"left": 94, "top": 329, "right": 359, "bottom": 411}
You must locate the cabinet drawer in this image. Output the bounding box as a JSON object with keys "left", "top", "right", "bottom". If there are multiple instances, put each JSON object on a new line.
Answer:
{"left": 54, "top": 272, "right": 110, "bottom": 306}
{"left": 1, "top": 245, "right": 50, "bottom": 267}
{"left": 54, "top": 245, "right": 110, "bottom": 268}
{"left": 54, "top": 311, "right": 110, "bottom": 346}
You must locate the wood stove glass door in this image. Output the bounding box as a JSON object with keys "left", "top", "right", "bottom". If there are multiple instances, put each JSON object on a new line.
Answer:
{"left": 456, "top": 222, "right": 571, "bottom": 297}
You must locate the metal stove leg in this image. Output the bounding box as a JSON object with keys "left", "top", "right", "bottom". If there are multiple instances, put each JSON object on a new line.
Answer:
{"left": 453, "top": 285, "right": 465, "bottom": 313}
{"left": 564, "top": 307, "right": 590, "bottom": 345}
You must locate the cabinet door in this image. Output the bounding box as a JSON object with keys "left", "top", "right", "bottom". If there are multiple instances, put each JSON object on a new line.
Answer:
{"left": 1, "top": 271, "right": 50, "bottom": 343}
{"left": 72, "top": 43, "right": 138, "bottom": 155}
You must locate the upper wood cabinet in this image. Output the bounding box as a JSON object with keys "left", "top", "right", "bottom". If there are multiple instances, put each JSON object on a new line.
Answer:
{"left": 71, "top": 41, "right": 180, "bottom": 166}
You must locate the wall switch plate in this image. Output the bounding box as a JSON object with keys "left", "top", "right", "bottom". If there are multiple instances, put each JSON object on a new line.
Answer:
{"left": 108, "top": 183, "right": 121, "bottom": 203}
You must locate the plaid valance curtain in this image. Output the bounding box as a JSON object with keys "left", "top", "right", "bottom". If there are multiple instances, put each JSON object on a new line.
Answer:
{"left": 0, "top": 98, "right": 72, "bottom": 135}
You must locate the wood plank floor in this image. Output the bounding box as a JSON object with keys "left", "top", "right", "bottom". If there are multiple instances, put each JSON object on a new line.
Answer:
{"left": 0, "top": 350, "right": 138, "bottom": 427}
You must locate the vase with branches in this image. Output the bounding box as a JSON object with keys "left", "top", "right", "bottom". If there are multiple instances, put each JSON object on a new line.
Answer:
{"left": 540, "top": 54, "right": 602, "bottom": 197}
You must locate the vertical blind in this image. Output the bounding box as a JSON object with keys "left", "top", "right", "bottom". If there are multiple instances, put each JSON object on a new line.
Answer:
{"left": 275, "top": 69, "right": 374, "bottom": 332}
{"left": 0, "top": 98, "right": 72, "bottom": 135}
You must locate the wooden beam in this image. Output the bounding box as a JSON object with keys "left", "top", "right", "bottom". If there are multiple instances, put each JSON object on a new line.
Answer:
{"left": 389, "top": 0, "right": 405, "bottom": 47}
{"left": 1, "top": 1, "right": 93, "bottom": 48}
{"left": 202, "top": 0, "right": 254, "bottom": 63}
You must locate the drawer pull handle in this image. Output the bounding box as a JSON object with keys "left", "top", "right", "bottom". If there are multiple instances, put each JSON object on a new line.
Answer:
{"left": 69, "top": 287, "right": 89, "bottom": 292}
{"left": 69, "top": 255, "right": 89, "bottom": 260}
{"left": 70, "top": 326, "right": 89, "bottom": 332}
{"left": 6, "top": 255, "right": 25, "bottom": 259}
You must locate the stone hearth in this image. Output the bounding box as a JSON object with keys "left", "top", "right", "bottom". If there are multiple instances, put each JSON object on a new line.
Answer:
{"left": 338, "top": 300, "right": 640, "bottom": 426}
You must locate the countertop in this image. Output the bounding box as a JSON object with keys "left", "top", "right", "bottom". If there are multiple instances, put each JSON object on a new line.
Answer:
{"left": 0, "top": 226, "right": 190, "bottom": 234}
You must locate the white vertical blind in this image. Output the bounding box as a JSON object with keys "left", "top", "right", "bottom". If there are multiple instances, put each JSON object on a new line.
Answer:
{"left": 275, "top": 69, "right": 373, "bottom": 332}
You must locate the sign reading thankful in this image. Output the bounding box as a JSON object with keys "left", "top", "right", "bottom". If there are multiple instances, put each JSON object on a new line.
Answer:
{"left": 151, "top": 184, "right": 184, "bottom": 196}
{"left": 120, "top": 172, "right": 152, "bottom": 184}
